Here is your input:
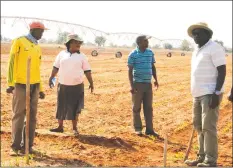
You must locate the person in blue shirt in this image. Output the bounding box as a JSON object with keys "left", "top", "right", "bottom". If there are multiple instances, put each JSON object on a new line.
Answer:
{"left": 128, "top": 35, "right": 159, "bottom": 136}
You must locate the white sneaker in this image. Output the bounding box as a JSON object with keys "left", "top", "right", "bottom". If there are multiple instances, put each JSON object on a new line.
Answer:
{"left": 135, "top": 131, "right": 143, "bottom": 135}
{"left": 73, "top": 129, "right": 79, "bottom": 136}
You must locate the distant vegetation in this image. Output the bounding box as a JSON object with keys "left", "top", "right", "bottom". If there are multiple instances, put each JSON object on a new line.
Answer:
{"left": 163, "top": 43, "right": 173, "bottom": 50}
{"left": 0, "top": 33, "right": 231, "bottom": 53}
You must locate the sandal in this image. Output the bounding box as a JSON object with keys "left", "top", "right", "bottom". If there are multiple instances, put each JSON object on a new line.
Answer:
{"left": 50, "top": 127, "right": 64, "bottom": 133}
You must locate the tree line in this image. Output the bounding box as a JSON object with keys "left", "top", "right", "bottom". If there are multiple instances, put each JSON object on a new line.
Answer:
{"left": 1, "top": 32, "right": 232, "bottom": 53}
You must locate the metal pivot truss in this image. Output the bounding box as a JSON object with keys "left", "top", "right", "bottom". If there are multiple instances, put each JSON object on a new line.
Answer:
{"left": 1, "top": 16, "right": 195, "bottom": 57}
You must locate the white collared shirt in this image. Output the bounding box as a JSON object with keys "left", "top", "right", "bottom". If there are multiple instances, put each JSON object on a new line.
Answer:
{"left": 191, "top": 40, "right": 226, "bottom": 97}
{"left": 53, "top": 50, "right": 91, "bottom": 85}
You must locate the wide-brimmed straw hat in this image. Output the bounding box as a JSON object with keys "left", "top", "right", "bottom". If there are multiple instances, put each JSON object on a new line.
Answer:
{"left": 187, "top": 22, "right": 213, "bottom": 38}
{"left": 65, "top": 34, "right": 83, "bottom": 44}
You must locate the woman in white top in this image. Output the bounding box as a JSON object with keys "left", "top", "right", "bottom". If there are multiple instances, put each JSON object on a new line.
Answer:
{"left": 49, "top": 34, "right": 94, "bottom": 135}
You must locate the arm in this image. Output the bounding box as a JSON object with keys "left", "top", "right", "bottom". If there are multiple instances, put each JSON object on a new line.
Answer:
{"left": 82, "top": 55, "right": 94, "bottom": 92}
{"left": 215, "top": 65, "right": 226, "bottom": 92}
{"left": 6, "top": 39, "right": 19, "bottom": 93}
{"left": 211, "top": 45, "right": 227, "bottom": 92}
{"left": 39, "top": 51, "right": 44, "bottom": 92}
{"left": 49, "top": 66, "right": 59, "bottom": 79}
{"left": 152, "top": 53, "right": 159, "bottom": 89}
{"left": 152, "top": 64, "right": 159, "bottom": 89}
{"left": 49, "top": 52, "right": 61, "bottom": 88}
{"left": 210, "top": 65, "right": 226, "bottom": 109}
{"left": 209, "top": 46, "right": 226, "bottom": 108}
{"left": 128, "top": 65, "right": 134, "bottom": 90}
{"left": 37, "top": 50, "right": 46, "bottom": 99}
{"left": 152, "top": 64, "right": 158, "bottom": 82}
{"left": 128, "top": 52, "right": 135, "bottom": 93}
{"left": 84, "top": 70, "right": 94, "bottom": 93}
{"left": 39, "top": 81, "right": 44, "bottom": 92}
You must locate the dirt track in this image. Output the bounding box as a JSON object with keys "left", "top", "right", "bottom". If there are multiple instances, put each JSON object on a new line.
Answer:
{"left": 1, "top": 44, "right": 232, "bottom": 167}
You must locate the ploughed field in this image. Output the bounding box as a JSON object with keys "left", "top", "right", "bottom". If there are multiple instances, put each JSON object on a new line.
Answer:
{"left": 1, "top": 43, "right": 232, "bottom": 167}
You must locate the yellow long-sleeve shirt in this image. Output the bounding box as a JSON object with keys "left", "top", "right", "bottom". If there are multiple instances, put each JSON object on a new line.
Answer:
{"left": 7, "top": 36, "right": 44, "bottom": 92}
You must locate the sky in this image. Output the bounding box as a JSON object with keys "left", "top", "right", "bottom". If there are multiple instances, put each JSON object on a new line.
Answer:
{"left": 1, "top": 1, "right": 232, "bottom": 47}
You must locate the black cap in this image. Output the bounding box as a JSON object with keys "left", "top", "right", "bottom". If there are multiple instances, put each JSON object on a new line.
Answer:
{"left": 136, "top": 35, "right": 151, "bottom": 45}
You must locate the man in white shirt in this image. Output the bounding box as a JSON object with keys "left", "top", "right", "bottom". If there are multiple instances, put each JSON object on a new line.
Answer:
{"left": 184, "top": 22, "right": 226, "bottom": 167}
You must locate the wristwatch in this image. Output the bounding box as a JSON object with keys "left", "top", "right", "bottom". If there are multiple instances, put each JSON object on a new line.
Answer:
{"left": 214, "top": 90, "right": 221, "bottom": 95}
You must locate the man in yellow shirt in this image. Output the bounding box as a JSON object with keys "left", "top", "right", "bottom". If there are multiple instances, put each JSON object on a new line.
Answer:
{"left": 6, "top": 21, "right": 48, "bottom": 155}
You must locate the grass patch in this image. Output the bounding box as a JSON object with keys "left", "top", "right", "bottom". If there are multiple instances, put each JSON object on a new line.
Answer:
{"left": 168, "top": 152, "right": 185, "bottom": 161}
{"left": 174, "top": 121, "right": 190, "bottom": 132}
{"left": 223, "top": 122, "right": 232, "bottom": 134}
{"left": 193, "top": 144, "right": 199, "bottom": 151}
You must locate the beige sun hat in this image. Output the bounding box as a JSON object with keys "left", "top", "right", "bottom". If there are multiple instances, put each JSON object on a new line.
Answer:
{"left": 65, "top": 33, "right": 83, "bottom": 44}
{"left": 187, "top": 22, "right": 213, "bottom": 38}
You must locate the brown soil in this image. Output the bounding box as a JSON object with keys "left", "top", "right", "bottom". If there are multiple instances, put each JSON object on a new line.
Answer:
{"left": 1, "top": 43, "right": 232, "bottom": 167}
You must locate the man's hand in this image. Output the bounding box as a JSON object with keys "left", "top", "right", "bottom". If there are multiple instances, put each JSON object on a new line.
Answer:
{"left": 6, "top": 86, "right": 14, "bottom": 94}
{"left": 130, "top": 86, "right": 137, "bottom": 94}
{"left": 39, "top": 92, "right": 45, "bottom": 99}
{"left": 209, "top": 94, "right": 220, "bottom": 109}
{"left": 228, "top": 92, "right": 233, "bottom": 102}
{"left": 154, "top": 81, "right": 159, "bottom": 90}
{"left": 89, "top": 83, "right": 94, "bottom": 93}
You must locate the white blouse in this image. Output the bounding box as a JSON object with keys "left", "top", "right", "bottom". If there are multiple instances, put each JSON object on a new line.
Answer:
{"left": 53, "top": 50, "right": 91, "bottom": 85}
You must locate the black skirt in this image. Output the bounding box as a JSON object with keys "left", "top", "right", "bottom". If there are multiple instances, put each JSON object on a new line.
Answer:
{"left": 56, "top": 83, "right": 84, "bottom": 120}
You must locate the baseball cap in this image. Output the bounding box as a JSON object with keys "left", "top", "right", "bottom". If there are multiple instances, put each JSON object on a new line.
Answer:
{"left": 136, "top": 35, "right": 151, "bottom": 44}
{"left": 29, "top": 22, "right": 49, "bottom": 30}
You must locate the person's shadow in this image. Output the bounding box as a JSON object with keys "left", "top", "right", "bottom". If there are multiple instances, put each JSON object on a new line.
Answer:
{"left": 75, "top": 134, "right": 137, "bottom": 152}
{"left": 140, "top": 134, "right": 187, "bottom": 148}
{"left": 32, "top": 150, "right": 93, "bottom": 167}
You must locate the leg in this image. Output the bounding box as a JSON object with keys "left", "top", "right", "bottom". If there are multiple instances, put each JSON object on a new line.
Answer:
{"left": 201, "top": 94, "right": 222, "bottom": 163}
{"left": 72, "top": 119, "right": 79, "bottom": 136}
{"left": 11, "top": 84, "right": 26, "bottom": 150}
{"left": 72, "top": 113, "right": 80, "bottom": 130}
{"left": 72, "top": 120, "right": 77, "bottom": 130}
{"left": 132, "top": 83, "right": 144, "bottom": 132}
{"left": 72, "top": 113, "right": 80, "bottom": 135}
{"left": 72, "top": 84, "right": 83, "bottom": 131}
{"left": 29, "top": 84, "right": 39, "bottom": 147}
{"left": 58, "top": 120, "right": 64, "bottom": 128}
{"left": 185, "top": 96, "right": 205, "bottom": 166}
{"left": 193, "top": 96, "right": 205, "bottom": 158}
{"left": 143, "top": 84, "right": 154, "bottom": 133}
{"left": 72, "top": 119, "right": 78, "bottom": 136}
{"left": 50, "top": 120, "right": 64, "bottom": 132}
{"left": 22, "top": 84, "right": 39, "bottom": 148}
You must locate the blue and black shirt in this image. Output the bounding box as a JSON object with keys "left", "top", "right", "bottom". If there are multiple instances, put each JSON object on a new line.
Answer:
{"left": 128, "top": 48, "right": 156, "bottom": 83}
